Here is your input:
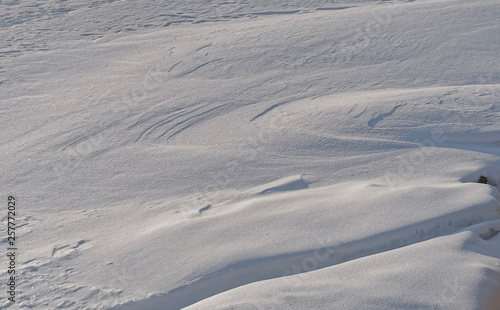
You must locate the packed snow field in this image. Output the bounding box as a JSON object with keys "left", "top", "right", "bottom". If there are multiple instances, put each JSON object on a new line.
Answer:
{"left": 1, "top": 0, "right": 500, "bottom": 309}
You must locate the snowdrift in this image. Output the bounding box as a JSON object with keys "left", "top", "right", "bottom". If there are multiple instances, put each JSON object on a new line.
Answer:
{"left": 1, "top": 0, "right": 499, "bottom": 309}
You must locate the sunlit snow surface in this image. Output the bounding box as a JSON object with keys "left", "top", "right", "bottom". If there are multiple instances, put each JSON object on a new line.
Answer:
{"left": 1, "top": 0, "right": 500, "bottom": 309}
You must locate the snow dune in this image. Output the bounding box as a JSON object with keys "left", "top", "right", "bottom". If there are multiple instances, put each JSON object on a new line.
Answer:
{"left": 111, "top": 178, "right": 500, "bottom": 310}
{"left": 183, "top": 220, "right": 500, "bottom": 310}
{"left": 0, "top": 0, "right": 500, "bottom": 309}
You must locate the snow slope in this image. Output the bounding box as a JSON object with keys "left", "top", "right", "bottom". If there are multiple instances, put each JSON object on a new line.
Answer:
{"left": 0, "top": 0, "right": 500, "bottom": 309}
{"left": 184, "top": 220, "right": 500, "bottom": 310}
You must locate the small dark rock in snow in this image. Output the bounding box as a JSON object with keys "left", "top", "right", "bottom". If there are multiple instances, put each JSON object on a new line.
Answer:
{"left": 478, "top": 176, "right": 488, "bottom": 184}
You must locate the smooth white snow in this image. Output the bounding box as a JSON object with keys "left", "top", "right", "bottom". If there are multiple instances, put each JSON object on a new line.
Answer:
{"left": 0, "top": 0, "right": 499, "bottom": 309}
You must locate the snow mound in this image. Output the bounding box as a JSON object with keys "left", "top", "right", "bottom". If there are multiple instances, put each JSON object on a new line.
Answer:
{"left": 185, "top": 220, "right": 500, "bottom": 310}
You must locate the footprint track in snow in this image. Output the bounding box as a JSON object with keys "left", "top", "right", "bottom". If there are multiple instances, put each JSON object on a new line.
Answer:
{"left": 51, "top": 240, "right": 92, "bottom": 258}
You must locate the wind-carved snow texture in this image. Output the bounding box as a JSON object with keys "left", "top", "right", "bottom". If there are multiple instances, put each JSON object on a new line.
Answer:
{"left": 368, "top": 104, "right": 404, "bottom": 128}
{"left": 0, "top": 0, "right": 363, "bottom": 57}
{"left": 1, "top": 0, "right": 500, "bottom": 309}
{"left": 255, "top": 175, "right": 309, "bottom": 194}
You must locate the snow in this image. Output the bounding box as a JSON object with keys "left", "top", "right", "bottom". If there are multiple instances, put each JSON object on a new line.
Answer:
{"left": 183, "top": 220, "right": 500, "bottom": 310}
{"left": 0, "top": 0, "right": 499, "bottom": 309}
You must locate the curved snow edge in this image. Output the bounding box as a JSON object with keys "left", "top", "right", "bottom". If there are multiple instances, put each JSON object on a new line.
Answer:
{"left": 111, "top": 198, "right": 500, "bottom": 310}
